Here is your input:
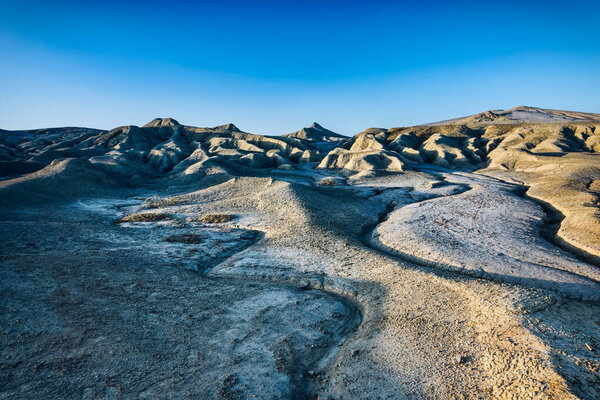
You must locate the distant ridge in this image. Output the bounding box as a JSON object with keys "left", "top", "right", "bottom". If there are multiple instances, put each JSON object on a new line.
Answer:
{"left": 425, "top": 106, "right": 600, "bottom": 126}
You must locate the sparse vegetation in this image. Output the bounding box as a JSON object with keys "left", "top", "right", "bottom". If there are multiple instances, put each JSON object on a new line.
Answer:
{"left": 117, "top": 212, "right": 170, "bottom": 223}
{"left": 319, "top": 178, "right": 340, "bottom": 186}
{"left": 164, "top": 233, "right": 203, "bottom": 244}
{"left": 199, "top": 214, "right": 234, "bottom": 224}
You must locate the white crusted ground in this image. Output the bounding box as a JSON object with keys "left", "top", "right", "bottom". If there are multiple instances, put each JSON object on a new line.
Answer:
{"left": 372, "top": 171, "right": 600, "bottom": 300}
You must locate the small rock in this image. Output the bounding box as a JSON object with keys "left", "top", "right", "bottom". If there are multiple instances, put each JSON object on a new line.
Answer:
{"left": 453, "top": 354, "right": 465, "bottom": 365}
{"left": 307, "top": 370, "right": 317, "bottom": 378}
{"left": 351, "top": 349, "right": 359, "bottom": 358}
{"left": 585, "top": 343, "right": 593, "bottom": 351}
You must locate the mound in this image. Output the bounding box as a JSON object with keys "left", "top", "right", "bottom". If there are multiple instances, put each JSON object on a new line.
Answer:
{"left": 0, "top": 158, "right": 118, "bottom": 205}
{"left": 418, "top": 133, "right": 484, "bottom": 168}
{"left": 0, "top": 127, "right": 106, "bottom": 177}
{"left": 0, "top": 119, "right": 328, "bottom": 184}
{"left": 317, "top": 131, "right": 405, "bottom": 175}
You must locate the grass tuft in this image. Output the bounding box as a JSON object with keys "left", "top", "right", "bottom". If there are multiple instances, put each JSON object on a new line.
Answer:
{"left": 319, "top": 178, "right": 340, "bottom": 186}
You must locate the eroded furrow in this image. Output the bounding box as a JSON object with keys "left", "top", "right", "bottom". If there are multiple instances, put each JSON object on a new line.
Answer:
{"left": 362, "top": 171, "right": 600, "bottom": 300}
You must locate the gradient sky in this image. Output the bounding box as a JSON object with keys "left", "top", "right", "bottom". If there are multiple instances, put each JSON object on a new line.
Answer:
{"left": 1, "top": 0, "right": 599, "bottom": 135}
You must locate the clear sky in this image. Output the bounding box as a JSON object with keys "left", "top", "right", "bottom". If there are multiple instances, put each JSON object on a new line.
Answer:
{"left": 1, "top": 0, "right": 599, "bottom": 135}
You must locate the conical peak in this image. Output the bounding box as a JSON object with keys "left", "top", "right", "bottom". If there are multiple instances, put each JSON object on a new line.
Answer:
{"left": 144, "top": 118, "right": 180, "bottom": 128}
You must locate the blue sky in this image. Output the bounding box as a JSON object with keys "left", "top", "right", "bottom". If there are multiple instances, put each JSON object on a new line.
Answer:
{"left": 1, "top": 0, "right": 599, "bottom": 135}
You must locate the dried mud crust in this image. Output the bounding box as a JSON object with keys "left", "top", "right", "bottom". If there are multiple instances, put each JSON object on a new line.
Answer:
{"left": 368, "top": 170, "right": 600, "bottom": 300}
{"left": 1, "top": 171, "right": 600, "bottom": 399}
{"left": 178, "top": 176, "right": 593, "bottom": 399}
{"left": 0, "top": 203, "right": 360, "bottom": 399}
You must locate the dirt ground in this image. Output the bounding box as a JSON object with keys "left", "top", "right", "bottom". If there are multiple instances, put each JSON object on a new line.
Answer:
{"left": 0, "top": 202, "right": 358, "bottom": 399}
{"left": 2, "top": 170, "right": 599, "bottom": 399}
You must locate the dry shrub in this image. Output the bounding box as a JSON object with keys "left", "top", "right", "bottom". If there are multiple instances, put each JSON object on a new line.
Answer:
{"left": 118, "top": 212, "right": 170, "bottom": 223}
{"left": 319, "top": 178, "right": 340, "bottom": 186}
{"left": 199, "top": 214, "right": 234, "bottom": 224}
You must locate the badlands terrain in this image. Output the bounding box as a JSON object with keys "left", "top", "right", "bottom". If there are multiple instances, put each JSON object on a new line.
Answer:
{"left": 1, "top": 106, "right": 600, "bottom": 399}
